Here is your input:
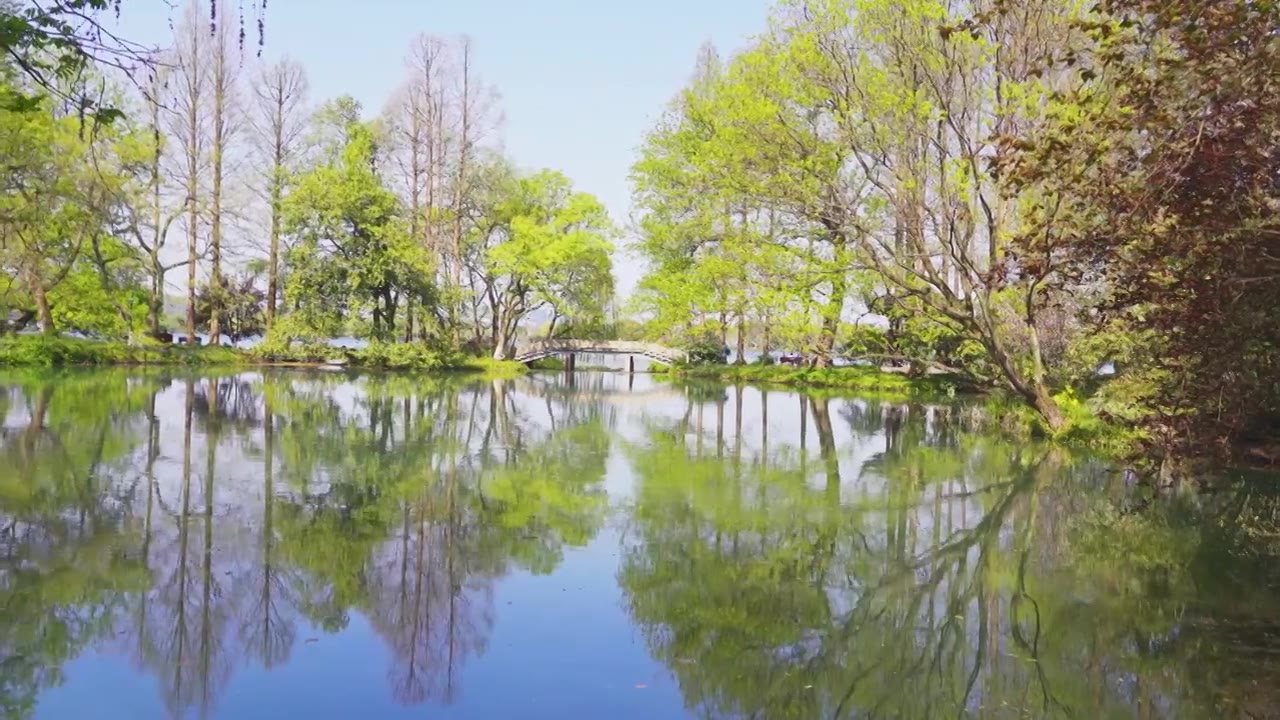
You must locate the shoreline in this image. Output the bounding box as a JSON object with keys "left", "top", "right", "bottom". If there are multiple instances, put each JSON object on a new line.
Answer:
{"left": 0, "top": 336, "right": 530, "bottom": 375}
{"left": 658, "top": 363, "right": 975, "bottom": 399}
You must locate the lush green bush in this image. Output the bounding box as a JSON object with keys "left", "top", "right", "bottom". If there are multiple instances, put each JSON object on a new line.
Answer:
{"left": 683, "top": 337, "right": 729, "bottom": 366}
{"left": 250, "top": 337, "right": 528, "bottom": 375}
{"left": 249, "top": 336, "right": 335, "bottom": 363}
{"left": 351, "top": 341, "right": 463, "bottom": 370}
{"left": 528, "top": 356, "right": 567, "bottom": 370}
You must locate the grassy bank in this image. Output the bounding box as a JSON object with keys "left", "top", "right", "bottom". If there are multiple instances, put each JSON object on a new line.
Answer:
{"left": 661, "top": 363, "right": 970, "bottom": 399}
{"left": 0, "top": 335, "right": 245, "bottom": 366}
{"left": 0, "top": 336, "right": 528, "bottom": 376}
{"left": 526, "top": 357, "right": 616, "bottom": 372}
{"left": 661, "top": 363, "right": 1141, "bottom": 454}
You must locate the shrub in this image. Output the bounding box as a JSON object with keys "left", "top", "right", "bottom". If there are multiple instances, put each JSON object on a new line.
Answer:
{"left": 352, "top": 341, "right": 461, "bottom": 370}
{"left": 683, "top": 337, "right": 728, "bottom": 366}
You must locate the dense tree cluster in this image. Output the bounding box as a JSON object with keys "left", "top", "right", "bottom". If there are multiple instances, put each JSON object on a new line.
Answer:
{"left": 0, "top": 1, "right": 615, "bottom": 359}
{"left": 631, "top": 0, "right": 1279, "bottom": 456}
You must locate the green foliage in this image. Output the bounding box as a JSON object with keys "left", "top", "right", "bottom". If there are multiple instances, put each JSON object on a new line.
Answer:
{"left": 628, "top": 0, "right": 1085, "bottom": 426}
{"left": 195, "top": 270, "right": 266, "bottom": 340}
{"left": 471, "top": 167, "right": 616, "bottom": 357}
{"left": 282, "top": 108, "right": 437, "bottom": 343}
{"left": 682, "top": 335, "right": 729, "bottom": 365}
{"left": 46, "top": 258, "right": 148, "bottom": 339}
{"left": 0, "top": 336, "right": 243, "bottom": 367}
{"left": 248, "top": 335, "right": 527, "bottom": 375}
{"left": 348, "top": 341, "right": 462, "bottom": 370}
{"left": 671, "top": 363, "right": 964, "bottom": 400}
{"left": 1001, "top": 0, "right": 1280, "bottom": 457}
{"left": 0, "top": 85, "right": 148, "bottom": 338}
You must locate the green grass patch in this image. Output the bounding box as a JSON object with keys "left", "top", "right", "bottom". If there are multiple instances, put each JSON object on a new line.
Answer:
{"left": 451, "top": 356, "right": 528, "bottom": 378}
{"left": 666, "top": 363, "right": 968, "bottom": 400}
{"left": 526, "top": 357, "right": 616, "bottom": 371}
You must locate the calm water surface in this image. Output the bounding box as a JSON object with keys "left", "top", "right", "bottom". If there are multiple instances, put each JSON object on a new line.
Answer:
{"left": 3, "top": 369, "right": 1279, "bottom": 719}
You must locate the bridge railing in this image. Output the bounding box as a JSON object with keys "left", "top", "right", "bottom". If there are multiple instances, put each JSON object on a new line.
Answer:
{"left": 513, "top": 338, "right": 686, "bottom": 363}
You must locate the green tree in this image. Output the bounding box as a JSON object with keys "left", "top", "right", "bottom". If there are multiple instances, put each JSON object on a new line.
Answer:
{"left": 0, "top": 83, "right": 146, "bottom": 337}
{"left": 280, "top": 106, "right": 435, "bottom": 342}
{"left": 470, "top": 168, "right": 616, "bottom": 358}
{"left": 1002, "top": 0, "right": 1280, "bottom": 459}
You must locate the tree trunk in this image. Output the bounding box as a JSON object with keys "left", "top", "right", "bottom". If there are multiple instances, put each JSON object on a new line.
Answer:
{"left": 149, "top": 96, "right": 164, "bottom": 337}
{"left": 149, "top": 256, "right": 164, "bottom": 336}
{"left": 735, "top": 312, "right": 747, "bottom": 365}
{"left": 814, "top": 267, "right": 848, "bottom": 369}
{"left": 986, "top": 324, "right": 1066, "bottom": 432}
{"left": 385, "top": 288, "right": 397, "bottom": 337}
{"left": 491, "top": 327, "right": 510, "bottom": 360}
{"left": 26, "top": 269, "right": 53, "bottom": 335}
{"left": 210, "top": 32, "right": 227, "bottom": 347}
{"left": 183, "top": 18, "right": 201, "bottom": 346}
{"left": 451, "top": 40, "right": 474, "bottom": 338}
{"left": 266, "top": 145, "right": 282, "bottom": 330}
{"left": 1032, "top": 384, "right": 1067, "bottom": 432}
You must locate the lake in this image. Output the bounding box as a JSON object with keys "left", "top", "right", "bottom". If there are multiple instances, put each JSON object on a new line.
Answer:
{"left": 2, "top": 369, "right": 1278, "bottom": 719}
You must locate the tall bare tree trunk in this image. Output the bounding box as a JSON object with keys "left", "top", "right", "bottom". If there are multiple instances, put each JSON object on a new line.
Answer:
{"left": 208, "top": 3, "right": 238, "bottom": 347}
{"left": 451, "top": 38, "right": 474, "bottom": 339}
{"left": 175, "top": 4, "right": 205, "bottom": 345}
{"left": 253, "top": 59, "right": 307, "bottom": 333}
{"left": 266, "top": 113, "right": 282, "bottom": 330}
{"left": 148, "top": 87, "right": 165, "bottom": 336}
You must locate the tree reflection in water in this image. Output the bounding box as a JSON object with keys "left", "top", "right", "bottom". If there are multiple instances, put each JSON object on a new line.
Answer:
{"left": 0, "top": 369, "right": 610, "bottom": 718}
{"left": 0, "top": 372, "right": 1278, "bottom": 718}
{"left": 620, "top": 389, "right": 1280, "bottom": 719}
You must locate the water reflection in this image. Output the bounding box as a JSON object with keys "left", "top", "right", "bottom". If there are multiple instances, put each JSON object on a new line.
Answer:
{"left": 0, "top": 370, "right": 1276, "bottom": 719}
{"left": 621, "top": 391, "right": 1280, "bottom": 718}
{"left": 0, "top": 370, "right": 612, "bottom": 718}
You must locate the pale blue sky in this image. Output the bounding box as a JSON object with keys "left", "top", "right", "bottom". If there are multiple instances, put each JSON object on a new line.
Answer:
{"left": 110, "top": 0, "right": 774, "bottom": 297}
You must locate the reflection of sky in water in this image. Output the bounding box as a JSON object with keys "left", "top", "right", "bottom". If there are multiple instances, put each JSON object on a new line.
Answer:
{"left": 0, "top": 369, "right": 1274, "bottom": 719}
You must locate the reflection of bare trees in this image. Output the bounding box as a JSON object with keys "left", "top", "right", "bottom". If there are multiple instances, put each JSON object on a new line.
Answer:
{"left": 192, "top": 375, "right": 263, "bottom": 431}
{"left": 132, "top": 372, "right": 608, "bottom": 713}
{"left": 128, "top": 381, "right": 237, "bottom": 720}
{"left": 235, "top": 405, "right": 298, "bottom": 670}
{"left": 366, "top": 475, "right": 497, "bottom": 706}
{"left": 0, "top": 370, "right": 612, "bottom": 717}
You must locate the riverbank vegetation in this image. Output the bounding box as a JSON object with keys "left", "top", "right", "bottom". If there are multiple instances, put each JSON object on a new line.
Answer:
{"left": 0, "top": 334, "right": 531, "bottom": 376}
{"left": 663, "top": 363, "right": 967, "bottom": 400}
{"left": 629, "top": 0, "right": 1280, "bottom": 468}
{"left": 0, "top": 335, "right": 244, "bottom": 367}
{"left": 0, "top": 3, "right": 616, "bottom": 369}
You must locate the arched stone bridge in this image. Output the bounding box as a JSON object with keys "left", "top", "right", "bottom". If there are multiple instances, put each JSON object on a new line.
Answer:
{"left": 512, "top": 339, "right": 686, "bottom": 366}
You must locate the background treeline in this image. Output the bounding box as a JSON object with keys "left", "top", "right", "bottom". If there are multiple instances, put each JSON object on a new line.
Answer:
{"left": 629, "top": 0, "right": 1280, "bottom": 462}
{"left": 0, "top": 1, "right": 616, "bottom": 360}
